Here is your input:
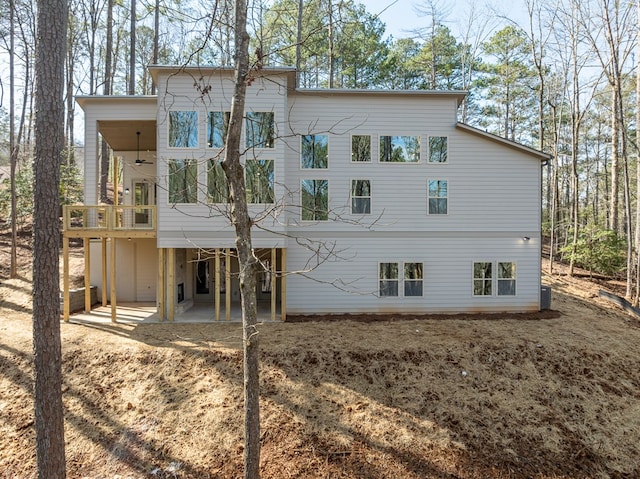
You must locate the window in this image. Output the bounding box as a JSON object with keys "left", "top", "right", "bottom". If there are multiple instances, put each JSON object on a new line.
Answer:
{"left": 169, "top": 111, "right": 198, "bottom": 148}
{"left": 428, "top": 136, "right": 448, "bottom": 163}
{"left": 498, "top": 262, "right": 516, "bottom": 296}
{"left": 428, "top": 179, "right": 448, "bottom": 214}
{"left": 246, "top": 112, "right": 275, "bottom": 148}
{"left": 246, "top": 159, "right": 274, "bottom": 204}
{"left": 379, "top": 262, "right": 399, "bottom": 297}
{"left": 379, "top": 135, "right": 420, "bottom": 163}
{"left": 168, "top": 159, "right": 198, "bottom": 203}
{"left": 351, "top": 179, "right": 371, "bottom": 214}
{"left": 351, "top": 135, "right": 371, "bottom": 162}
{"left": 207, "top": 111, "right": 230, "bottom": 148}
{"left": 473, "top": 262, "right": 492, "bottom": 296}
{"left": 301, "top": 179, "right": 328, "bottom": 221}
{"left": 301, "top": 134, "right": 328, "bottom": 169}
{"left": 404, "top": 263, "right": 423, "bottom": 296}
{"left": 207, "top": 159, "right": 228, "bottom": 203}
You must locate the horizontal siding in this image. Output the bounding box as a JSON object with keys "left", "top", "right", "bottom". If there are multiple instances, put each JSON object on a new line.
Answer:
{"left": 155, "top": 70, "right": 290, "bottom": 239}
{"left": 285, "top": 235, "right": 541, "bottom": 314}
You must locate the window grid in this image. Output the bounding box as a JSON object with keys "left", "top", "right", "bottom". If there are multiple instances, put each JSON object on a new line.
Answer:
{"left": 301, "top": 134, "right": 329, "bottom": 169}
{"left": 168, "top": 159, "right": 198, "bottom": 204}
{"left": 351, "top": 135, "right": 371, "bottom": 162}
{"left": 379, "top": 262, "right": 424, "bottom": 297}
{"left": 428, "top": 179, "right": 448, "bottom": 215}
{"left": 379, "top": 135, "right": 420, "bottom": 163}
{"left": 351, "top": 179, "right": 371, "bottom": 215}
{"left": 428, "top": 136, "right": 448, "bottom": 163}
{"left": 168, "top": 111, "right": 198, "bottom": 148}
{"left": 301, "top": 179, "right": 329, "bottom": 221}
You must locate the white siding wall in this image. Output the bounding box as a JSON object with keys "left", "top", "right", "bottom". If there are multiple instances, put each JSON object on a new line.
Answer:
{"left": 282, "top": 92, "right": 542, "bottom": 314}
{"left": 155, "top": 70, "right": 290, "bottom": 247}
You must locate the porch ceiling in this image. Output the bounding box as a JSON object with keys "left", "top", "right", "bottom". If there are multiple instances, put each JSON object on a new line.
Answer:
{"left": 97, "top": 120, "right": 157, "bottom": 151}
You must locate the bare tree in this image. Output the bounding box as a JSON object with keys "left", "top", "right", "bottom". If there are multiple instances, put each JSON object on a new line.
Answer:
{"left": 220, "top": 0, "right": 260, "bottom": 476}
{"left": 33, "top": 0, "right": 68, "bottom": 476}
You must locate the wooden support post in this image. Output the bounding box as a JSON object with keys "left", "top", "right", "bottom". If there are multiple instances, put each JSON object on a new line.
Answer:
{"left": 84, "top": 238, "right": 91, "bottom": 312}
{"left": 110, "top": 237, "right": 117, "bottom": 322}
{"left": 225, "top": 248, "right": 231, "bottom": 321}
{"left": 168, "top": 248, "right": 175, "bottom": 321}
{"left": 113, "top": 156, "right": 119, "bottom": 206}
{"left": 63, "top": 236, "right": 70, "bottom": 321}
{"left": 271, "top": 248, "right": 276, "bottom": 321}
{"left": 157, "top": 248, "right": 165, "bottom": 321}
{"left": 101, "top": 238, "right": 107, "bottom": 306}
{"left": 280, "top": 248, "right": 286, "bottom": 321}
{"left": 215, "top": 249, "right": 221, "bottom": 321}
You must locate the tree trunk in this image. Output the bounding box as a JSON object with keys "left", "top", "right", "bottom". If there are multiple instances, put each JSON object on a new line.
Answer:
{"left": 635, "top": 0, "right": 640, "bottom": 306}
{"left": 9, "top": 0, "right": 18, "bottom": 279}
{"left": 151, "top": 0, "right": 159, "bottom": 94}
{"left": 129, "top": 0, "right": 136, "bottom": 95}
{"left": 33, "top": 0, "right": 68, "bottom": 476}
{"left": 221, "top": 0, "right": 260, "bottom": 477}
{"left": 100, "top": 0, "right": 114, "bottom": 203}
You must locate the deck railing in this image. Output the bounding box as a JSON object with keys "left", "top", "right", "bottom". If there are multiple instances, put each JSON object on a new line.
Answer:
{"left": 63, "top": 205, "right": 156, "bottom": 233}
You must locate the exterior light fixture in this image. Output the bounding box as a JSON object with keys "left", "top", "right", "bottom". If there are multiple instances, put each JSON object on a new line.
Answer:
{"left": 523, "top": 236, "right": 530, "bottom": 241}
{"left": 124, "top": 187, "right": 130, "bottom": 195}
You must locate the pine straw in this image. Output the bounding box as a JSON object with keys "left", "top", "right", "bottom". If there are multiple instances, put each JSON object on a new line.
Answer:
{"left": 2, "top": 236, "right": 640, "bottom": 477}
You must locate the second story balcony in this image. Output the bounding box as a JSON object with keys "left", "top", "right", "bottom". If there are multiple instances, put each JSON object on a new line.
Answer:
{"left": 62, "top": 205, "right": 157, "bottom": 238}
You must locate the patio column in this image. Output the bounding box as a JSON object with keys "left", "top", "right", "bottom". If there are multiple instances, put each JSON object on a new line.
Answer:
{"left": 84, "top": 238, "right": 91, "bottom": 312}
{"left": 110, "top": 237, "right": 117, "bottom": 322}
{"left": 101, "top": 238, "right": 107, "bottom": 306}
{"left": 215, "top": 248, "right": 221, "bottom": 321}
{"left": 271, "top": 248, "right": 276, "bottom": 321}
{"left": 225, "top": 248, "right": 231, "bottom": 321}
{"left": 280, "top": 248, "right": 286, "bottom": 321}
{"left": 168, "top": 248, "right": 175, "bottom": 321}
{"left": 63, "top": 236, "right": 70, "bottom": 321}
{"left": 157, "top": 248, "right": 165, "bottom": 321}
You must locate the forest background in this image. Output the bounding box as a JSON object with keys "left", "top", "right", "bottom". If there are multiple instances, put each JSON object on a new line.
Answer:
{"left": 0, "top": 0, "right": 638, "bottom": 295}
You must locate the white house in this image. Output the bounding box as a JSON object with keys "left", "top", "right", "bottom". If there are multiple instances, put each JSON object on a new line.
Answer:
{"left": 63, "top": 66, "right": 550, "bottom": 322}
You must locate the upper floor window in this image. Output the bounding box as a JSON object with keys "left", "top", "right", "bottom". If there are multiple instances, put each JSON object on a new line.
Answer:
{"left": 473, "top": 262, "right": 492, "bottom": 296}
{"left": 428, "top": 136, "right": 448, "bottom": 163}
{"left": 207, "top": 111, "right": 230, "bottom": 148}
{"left": 379, "top": 135, "right": 420, "bottom": 163}
{"left": 301, "top": 179, "right": 329, "bottom": 220}
{"left": 168, "top": 159, "right": 198, "bottom": 204}
{"left": 351, "top": 135, "right": 371, "bottom": 162}
{"left": 169, "top": 111, "right": 198, "bottom": 148}
{"left": 301, "top": 134, "right": 328, "bottom": 169}
{"left": 246, "top": 159, "right": 275, "bottom": 204}
{"left": 351, "top": 179, "right": 371, "bottom": 214}
{"left": 207, "top": 159, "right": 228, "bottom": 203}
{"left": 497, "top": 262, "right": 516, "bottom": 296}
{"left": 428, "top": 179, "right": 448, "bottom": 214}
{"left": 246, "top": 112, "right": 275, "bottom": 149}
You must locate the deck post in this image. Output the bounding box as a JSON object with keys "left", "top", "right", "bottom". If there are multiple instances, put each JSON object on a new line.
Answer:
{"left": 101, "top": 237, "right": 107, "bottom": 306}
{"left": 157, "top": 248, "right": 165, "bottom": 321}
{"left": 271, "top": 248, "right": 276, "bottom": 321}
{"left": 225, "top": 248, "right": 231, "bottom": 321}
{"left": 168, "top": 248, "right": 175, "bottom": 321}
{"left": 110, "top": 237, "right": 117, "bottom": 322}
{"left": 215, "top": 249, "right": 221, "bottom": 321}
{"left": 280, "top": 248, "right": 286, "bottom": 321}
{"left": 63, "top": 236, "right": 70, "bottom": 321}
{"left": 84, "top": 238, "right": 91, "bottom": 312}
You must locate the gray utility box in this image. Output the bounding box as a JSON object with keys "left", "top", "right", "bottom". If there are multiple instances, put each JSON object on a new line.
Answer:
{"left": 540, "top": 285, "right": 552, "bottom": 310}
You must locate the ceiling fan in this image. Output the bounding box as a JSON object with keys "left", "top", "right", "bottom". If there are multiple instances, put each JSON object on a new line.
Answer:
{"left": 135, "top": 131, "right": 154, "bottom": 165}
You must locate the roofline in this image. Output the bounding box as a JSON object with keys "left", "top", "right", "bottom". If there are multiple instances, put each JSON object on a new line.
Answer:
{"left": 75, "top": 95, "right": 157, "bottom": 110}
{"left": 456, "top": 123, "right": 552, "bottom": 161}
{"left": 293, "top": 88, "right": 467, "bottom": 106}
{"left": 148, "top": 64, "right": 298, "bottom": 85}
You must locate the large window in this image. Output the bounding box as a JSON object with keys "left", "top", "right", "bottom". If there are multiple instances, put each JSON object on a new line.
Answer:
{"left": 351, "top": 179, "right": 371, "bottom": 214}
{"left": 428, "top": 179, "right": 448, "bottom": 214}
{"left": 404, "top": 262, "right": 423, "bottom": 296}
{"left": 168, "top": 159, "right": 198, "bottom": 203}
{"left": 379, "top": 135, "right": 420, "bottom": 163}
{"left": 207, "top": 111, "right": 230, "bottom": 148}
{"left": 351, "top": 135, "right": 371, "bottom": 162}
{"left": 473, "top": 262, "right": 492, "bottom": 296}
{"left": 207, "top": 159, "right": 228, "bottom": 203}
{"left": 428, "top": 136, "right": 448, "bottom": 163}
{"left": 498, "top": 262, "right": 516, "bottom": 296}
{"left": 169, "top": 111, "right": 198, "bottom": 148}
{"left": 301, "top": 179, "right": 329, "bottom": 220}
{"left": 379, "top": 262, "right": 399, "bottom": 297}
{"left": 301, "top": 134, "right": 329, "bottom": 169}
{"left": 246, "top": 112, "right": 275, "bottom": 148}
{"left": 246, "top": 159, "right": 274, "bottom": 204}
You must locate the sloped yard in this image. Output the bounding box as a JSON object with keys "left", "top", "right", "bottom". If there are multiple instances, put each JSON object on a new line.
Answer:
{"left": 1, "top": 230, "right": 639, "bottom": 478}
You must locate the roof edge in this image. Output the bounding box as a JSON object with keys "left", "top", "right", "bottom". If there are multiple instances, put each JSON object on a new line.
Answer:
{"left": 456, "top": 123, "right": 552, "bottom": 160}
{"left": 76, "top": 95, "right": 157, "bottom": 110}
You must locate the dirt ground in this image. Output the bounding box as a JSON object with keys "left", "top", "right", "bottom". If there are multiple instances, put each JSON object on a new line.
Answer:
{"left": 1, "top": 226, "right": 640, "bottom": 478}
